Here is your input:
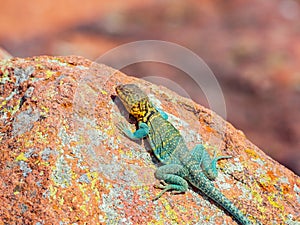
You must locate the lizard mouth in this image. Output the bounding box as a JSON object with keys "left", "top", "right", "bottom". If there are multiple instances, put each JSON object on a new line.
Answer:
{"left": 115, "top": 84, "right": 126, "bottom": 102}
{"left": 115, "top": 83, "right": 123, "bottom": 93}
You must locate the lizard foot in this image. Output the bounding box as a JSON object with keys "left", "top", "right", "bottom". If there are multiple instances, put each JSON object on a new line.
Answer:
{"left": 170, "top": 190, "right": 184, "bottom": 195}
{"left": 152, "top": 180, "right": 186, "bottom": 200}
{"left": 154, "top": 180, "right": 168, "bottom": 189}
{"left": 152, "top": 180, "right": 171, "bottom": 201}
{"left": 116, "top": 121, "right": 131, "bottom": 134}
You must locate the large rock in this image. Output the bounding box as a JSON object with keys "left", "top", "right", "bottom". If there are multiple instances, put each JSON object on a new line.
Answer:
{"left": 0, "top": 56, "right": 299, "bottom": 224}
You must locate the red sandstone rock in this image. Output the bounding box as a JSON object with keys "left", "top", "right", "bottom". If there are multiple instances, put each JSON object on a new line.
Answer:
{"left": 0, "top": 56, "right": 299, "bottom": 224}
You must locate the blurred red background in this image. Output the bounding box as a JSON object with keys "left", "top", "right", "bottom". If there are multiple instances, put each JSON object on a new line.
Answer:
{"left": 1, "top": 0, "right": 299, "bottom": 174}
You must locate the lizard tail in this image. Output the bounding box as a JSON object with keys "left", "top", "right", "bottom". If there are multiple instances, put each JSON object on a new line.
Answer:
{"left": 188, "top": 169, "right": 253, "bottom": 225}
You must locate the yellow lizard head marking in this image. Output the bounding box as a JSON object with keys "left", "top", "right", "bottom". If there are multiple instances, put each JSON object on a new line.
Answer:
{"left": 116, "top": 84, "right": 155, "bottom": 121}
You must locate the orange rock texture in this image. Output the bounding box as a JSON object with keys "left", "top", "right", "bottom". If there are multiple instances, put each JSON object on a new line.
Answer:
{"left": 0, "top": 56, "right": 299, "bottom": 224}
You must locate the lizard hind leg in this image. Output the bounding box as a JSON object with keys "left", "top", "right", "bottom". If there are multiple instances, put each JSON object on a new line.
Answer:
{"left": 153, "top": 164, "right": 188, "bottom": 201}
{"left": 206, "top": 150, "right": 232, "bottom": 180}
{"left": 191, "top": 144, "right": 232, "bottom": 180}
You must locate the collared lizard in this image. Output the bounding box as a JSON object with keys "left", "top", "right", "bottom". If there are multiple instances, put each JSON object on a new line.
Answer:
{"left": 115, "top": 83, "right": 253, "bottom": 225}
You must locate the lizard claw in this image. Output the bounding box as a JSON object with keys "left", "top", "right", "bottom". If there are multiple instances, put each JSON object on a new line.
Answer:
{"left": 116, "top": 121, "right": 128, "bottom": 131}
{"left": 116, "top": 121, "right": 132, "bottom": 136}
{"left": 153, "top": 180, "right": 170, "bottom": 201}
{"left": 154, "top": 180, "right": 168, "bottom": 189}
{"left": 170, "top": 190, "right": 184, "bottom": 195}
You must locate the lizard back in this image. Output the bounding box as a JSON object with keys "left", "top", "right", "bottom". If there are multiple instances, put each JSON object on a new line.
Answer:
{"left": 146, "top": 113, "right": 188, "bottom": 164}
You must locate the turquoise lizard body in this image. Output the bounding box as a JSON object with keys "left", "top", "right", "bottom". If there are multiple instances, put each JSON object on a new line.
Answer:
{"left": 116, "top": 84, "right": 252, "bottom": 225}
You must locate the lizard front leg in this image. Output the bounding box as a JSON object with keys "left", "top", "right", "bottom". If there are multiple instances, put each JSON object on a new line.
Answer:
{"left": 191, "top": 144, "right": 231, "bottom": 180}
{"left": 153, "top": 164, "right": 189, "bottom": 200}
{"left": 117, "top": 121, "right": 149, "bottom": 140}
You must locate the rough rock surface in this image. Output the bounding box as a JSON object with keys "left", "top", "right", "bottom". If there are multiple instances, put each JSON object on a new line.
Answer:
{"left": 0, "top": 56, "right": 299, "bottom": 224}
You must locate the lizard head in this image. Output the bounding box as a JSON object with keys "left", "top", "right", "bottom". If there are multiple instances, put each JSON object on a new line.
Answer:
{"left": 116, "top": 84, "right": 154, "bottom": 120}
